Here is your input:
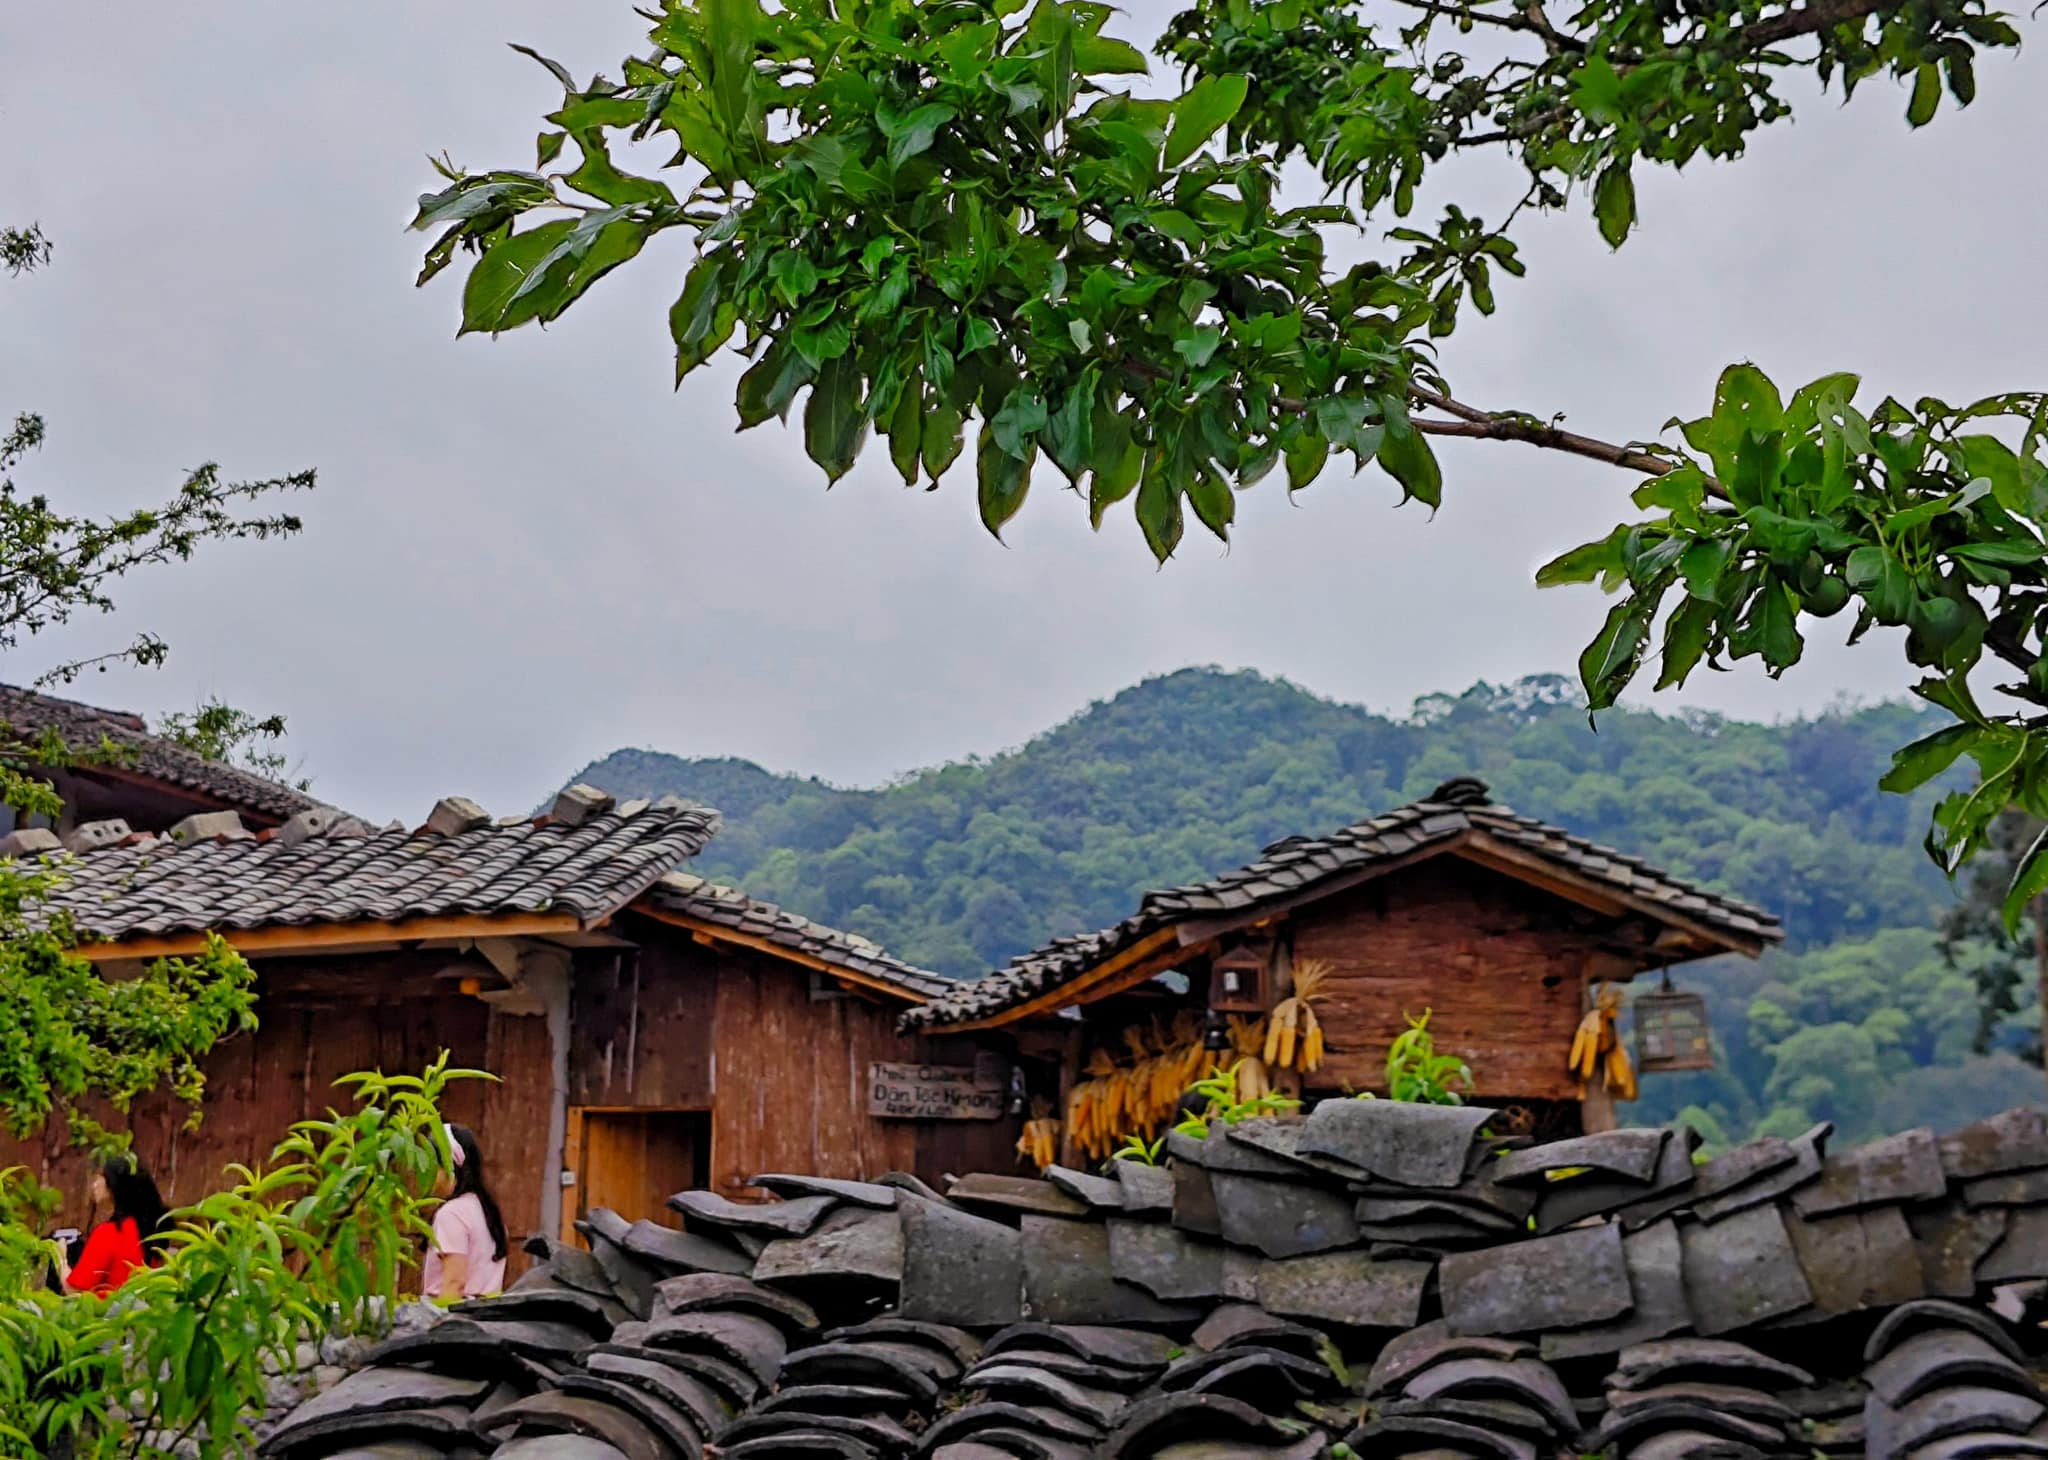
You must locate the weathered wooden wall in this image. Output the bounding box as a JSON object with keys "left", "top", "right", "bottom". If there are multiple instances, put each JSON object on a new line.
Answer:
{"left": 572, "top": 921, "right": 1017, "bottom": 1198}
{"left": 0, "top": 952, "right": 526, "bottom": 1233}
{"left": 1292, "top": 859, "right": 1594, "bottom": 1102}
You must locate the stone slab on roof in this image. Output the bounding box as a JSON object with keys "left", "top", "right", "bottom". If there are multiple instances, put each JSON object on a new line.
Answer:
{"left": 26, "top": 799, "right": 720, "bottom": 941}
{"left": 904, "top": 775, "right": 1783, "bottom": 1029}
{"left": 276, "top": 1102, "right": 2048, "bottom": 1460}
{"left": 641, "top": 872, "right": 953, "bottom": 1000}
{"left": 0, "top": 682, "right": 324, "bottom": 823}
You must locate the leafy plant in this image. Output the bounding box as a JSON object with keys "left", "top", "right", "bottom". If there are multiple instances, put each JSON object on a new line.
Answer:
{"left": 1110, "top": 1132, "right": 1164, "bottom": 1166}
{"left": 1173, "top": 1060, "right": 1303, "bottom": 1139}
{"left": 0, "top": 1059, "right": 480, "bottom": 1460}
{"left": 152, "top": 700, "right": 309, "bottom": 792}
{"left": 1382, "top": 1008, "right": 1473, "bottom": 1105}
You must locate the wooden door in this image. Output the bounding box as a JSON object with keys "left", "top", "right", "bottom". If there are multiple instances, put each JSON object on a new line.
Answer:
{"left": 565, "top": 1108, "right": 710, "bottom": 1240}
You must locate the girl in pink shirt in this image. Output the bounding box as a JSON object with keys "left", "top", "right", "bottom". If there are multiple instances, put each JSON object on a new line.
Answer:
{"left": 422, "top": 1123, "right": 508, "bottom": 1300}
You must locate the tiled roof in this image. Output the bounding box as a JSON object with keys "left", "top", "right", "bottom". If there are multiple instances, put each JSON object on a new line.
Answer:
{"left": 30, "top": 800, "right": 720, "bottom": 942}
{"left": 268, "top": 1101, "right": 2048, "bottom": 1460}
{"left": 0, "top": 683, "right": 324, "bottom": 822}
{"left": 642, "top": 872, "right": 955, "bottom": 1000}
{"left": 904, "top": 775, "right": 1783, "bottom": 1030}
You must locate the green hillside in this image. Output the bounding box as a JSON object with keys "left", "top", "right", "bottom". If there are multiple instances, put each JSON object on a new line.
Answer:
{"left": 565, "top": 669, "right": 2042, "bottom": 1143}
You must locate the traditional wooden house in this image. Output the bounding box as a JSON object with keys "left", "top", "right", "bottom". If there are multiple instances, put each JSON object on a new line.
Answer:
{"left": 4, "top": 772, "right": 1016, "bottom": 1257}
{"left": 902, "top": 777, "right": 1782, "bottom": 1157}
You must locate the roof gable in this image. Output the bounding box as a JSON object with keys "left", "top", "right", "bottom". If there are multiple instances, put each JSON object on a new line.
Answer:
{"left": 904, "top": 776, "right": 1780, "bottom": 1030}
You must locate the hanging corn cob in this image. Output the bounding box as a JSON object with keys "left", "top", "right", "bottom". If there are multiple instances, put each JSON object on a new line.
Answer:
{"left": 1228, "top": 1015, "right": 1272, "bottom": 1101}
{"left": 1568, "top": 983, "right": 1637, "bottom": 1102}
{"left": 1016, "top": 1097, "right": 1061, "bottom": 1171}
{"left": 1264, "top": 957, "right": 1331, "bottom": 1074}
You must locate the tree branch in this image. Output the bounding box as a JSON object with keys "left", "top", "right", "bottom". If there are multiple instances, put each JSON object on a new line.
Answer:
{"left": 1738, "top": 0, "right": 1890, "bottom": 50}
{"left": 1383, "top": 0, "right": 1587, "bottom": 48}
{"left": 1407, "top": 385, "right": 1729, "bottom": 499}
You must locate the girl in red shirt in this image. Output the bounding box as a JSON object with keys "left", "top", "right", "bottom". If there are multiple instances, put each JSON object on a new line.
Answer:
{"left": 62, "top": 1155, "right": 169, "bottom": 1297}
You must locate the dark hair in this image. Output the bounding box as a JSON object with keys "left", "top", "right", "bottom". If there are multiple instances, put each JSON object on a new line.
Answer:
{"left": 446, "top": 1124, "right": 507, "bottom": 1263}
{"left": 99, "top": 1153, "right": 169, "bottom": 1250}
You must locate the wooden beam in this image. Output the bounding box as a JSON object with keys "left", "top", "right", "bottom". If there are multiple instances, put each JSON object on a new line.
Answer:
{"left": 76, "top": 911, "right": 586, "bottom": 964}
{"left": 630, "top": 905, "right": 925, "bottom": 1005}
{"left": 1452, "top": 834, "right": 1769, "bottom": 959}
{"left": 923, "top": 927, "right": 1188, "bottom": 1033}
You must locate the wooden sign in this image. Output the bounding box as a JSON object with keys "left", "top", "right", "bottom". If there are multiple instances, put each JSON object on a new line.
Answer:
{"left": 868, "top": 1062, "right": 1006, "bottom": 1121}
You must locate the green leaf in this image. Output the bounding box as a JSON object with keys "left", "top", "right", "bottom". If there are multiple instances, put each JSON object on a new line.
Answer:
{"left": 1074, "top": 34, "right": 1149, "bottom": 74}
{"left": 1045, "top": 374, "right": 1098, "bottom": 483}
{"left": 888, "top": 375, "right": 923, "bottom": 485}
{"left": 1655, "top": 596, "right": 1716, "bottom": 689}
{"left": 803, "top": 355, "right": 867, "bottom": 483}
{"left": 1162, "top": 74, "right": 1248, "bottom": 169}
{"left": 703, "top": 0, "right": 765, "bottom": 146}
{"left": 1285, "top": 431, "right": 1329, "bottom": 493}
{"left": 536, "top": 132, "right": 567, "bottom": 167}
{"left": 1678, "top": 538, "right": 1732, "bottom": 601}
{"left": 1173, "top": 325, "right": 1222, "bottom": 369}
{"left": 1376, "top": 428, "right": 1442, "bottom": 508}
{"left": 1714, "top": 363, "right": 1785, "bottom": 435}
{"left": 1090, "top": 439, "right": 1144, "bottom": 527}
{"left": 1578, "top": 597, "right": 1653, "bottom": 711}
{"left": 1878, "top": 722, "right": 1980, "bottom": 793}
{"left": 883, "top": 103, "right": 957, "bottom": 167}
{"left": 990, "top": 388, "right": 1050, "bottom": 459}
{"left": 508, "top": 42, "right": 577, "bottom": 92}
{"left": 1135, "top": 454, "right": 1184, "bottom": 560}
{"left": 1908, "top": 62, "right": 1941, "bottom": 127}
{"left": 977, "top": 427, "right": 1034, "bottom": 537}
{"left": 922, "top": 402, "right": 966, "bottom": 480}
{"left": 2002, "top": 822, "right": 2048, "bottom": 933}
{"left": 962, "top": 316, "right": 999, "bottom": 354}
{"left": 1187, "top": 470, "right": 1234, "bottom": 539}
{"left": 1593, "top": 163, "right": 1635, "bottom": 248}
{"left": 669, "top": 256, "right": 735, "bottom": 379}
{"left": 1536, "top": 527, "right": 1628, "bottom": 588}
{"left": 769, "top": 250, "right": 820, "bottom": 306}
{"left": 1845, "top": 544, "right": 1915, "bottom": 625}
{"left": 459, "top": 220, "right": 575, "bottom": 334}
{"left": 1754, "top": 580, "right": 1803, "bottom": 671}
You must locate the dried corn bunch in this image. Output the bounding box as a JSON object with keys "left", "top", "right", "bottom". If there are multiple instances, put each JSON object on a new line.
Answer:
{"left": 1569, "top": 983, "right": 1637, "bottom": 1102}
{"left": 1229, "top": 1016, "right": 1273, "bottom": 1101}
{"left": 1066, "top": 1049, "right": 1123, "bottom": 1162}
{"left": 1264, "top": 957, "right": 1331, "bottom": 1073}
{"left": 1017, "top": 1097, "right": 1061, "bottom": 1170}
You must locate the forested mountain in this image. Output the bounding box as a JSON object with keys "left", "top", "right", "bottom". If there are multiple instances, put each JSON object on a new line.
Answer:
{"left": 565, "top": 669, "right": 2043, "bottom": 1143}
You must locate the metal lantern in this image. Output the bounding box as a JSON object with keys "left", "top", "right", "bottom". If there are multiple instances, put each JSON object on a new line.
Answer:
{"left": 1633, "top": 973, "right": 1714, "bottom": 1073}
{"left": 1208, "top": 944, "right": 1270, "bottom": 1014}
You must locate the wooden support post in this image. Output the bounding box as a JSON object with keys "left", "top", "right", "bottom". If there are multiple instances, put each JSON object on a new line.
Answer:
{"left": 1054, "top": 1025, "right": 1085, "bottom": 1170}
{"left": 1269, "top": 933, "right": 1303, "bottom": 1101}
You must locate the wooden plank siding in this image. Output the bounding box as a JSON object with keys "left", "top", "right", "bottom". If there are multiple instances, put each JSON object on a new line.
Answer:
{"left": 1291, "top": 860, "right": 1590, "bottom": 1102}
{"left": 1, "top": 926, "right": 1017, "bottom": 1262}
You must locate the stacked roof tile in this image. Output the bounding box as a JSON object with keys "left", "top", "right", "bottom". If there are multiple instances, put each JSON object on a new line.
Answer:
{"left": 266, "top": 1100, "right": 2048, "bottom": 1459}
{"left": 26, "top": 799, "right": 721, "bottom": 940}
{"left": 0, "top": 683, "right": 324, "bottom": 822}
{"left": 643, "top": 873, "right": 957, "bottom": 1000}
{"left": 905, "top": 776, "right": 1784, "bottom": 1030}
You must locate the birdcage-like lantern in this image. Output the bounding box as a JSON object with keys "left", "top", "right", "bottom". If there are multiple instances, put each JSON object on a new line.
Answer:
{"left": 1208, "top": 943, "right": 1271, "bottom": 1014}
{"left": 1633, "top": 973, "right": 1714, "bottom": 1073}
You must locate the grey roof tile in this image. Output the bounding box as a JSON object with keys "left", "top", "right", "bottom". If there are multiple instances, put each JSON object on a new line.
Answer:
{"left": 0, "top": 682, "right": 325, "bottom": 823}
{"left": 29, "top": 800, "right": 720, "bottom": 941}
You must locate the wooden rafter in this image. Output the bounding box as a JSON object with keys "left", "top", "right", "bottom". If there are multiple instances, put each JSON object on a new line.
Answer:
{"left": 75, "top": 911, "right": 585, "bottom": 964}
{"left": 924, "top": 926, "right": 1188, "bottom": 1032}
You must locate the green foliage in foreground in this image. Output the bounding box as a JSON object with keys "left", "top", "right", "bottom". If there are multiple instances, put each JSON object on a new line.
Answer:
{"left": 568, "top": 667, "right": 2023, "bottom": 1142}
{"left": 0, "top": 1062, "right": 471, "bottom": 1460}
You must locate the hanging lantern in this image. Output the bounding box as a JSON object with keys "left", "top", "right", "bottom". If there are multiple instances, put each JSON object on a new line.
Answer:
{"left": 1633, "top": 973, "right": 1714, "bottom": 1073}
{"left": 1208, "top": 944, "right": 1270, "bottom": 1014}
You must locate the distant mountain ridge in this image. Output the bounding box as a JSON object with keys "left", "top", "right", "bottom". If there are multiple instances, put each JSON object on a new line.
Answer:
{"left": 563, "top": 667, "right": 1952, "bottom": 976}
{"left": 565, "top": 669, "right": 2047, "bottom": 1146}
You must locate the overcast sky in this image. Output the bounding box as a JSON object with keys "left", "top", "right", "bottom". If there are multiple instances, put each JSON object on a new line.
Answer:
{"left": 1, "top": 5, "right": 2040, "bottom": 823}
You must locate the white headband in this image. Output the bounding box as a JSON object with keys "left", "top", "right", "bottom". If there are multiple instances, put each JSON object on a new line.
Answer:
{"left": 444, "top": 1124, "right": 465, "bottom": 1169}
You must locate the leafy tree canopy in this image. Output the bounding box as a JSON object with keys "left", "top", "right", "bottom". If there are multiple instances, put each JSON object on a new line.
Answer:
{"left": 419, "top": 0, "right": 2039, "bottom": 911}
